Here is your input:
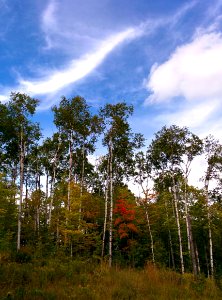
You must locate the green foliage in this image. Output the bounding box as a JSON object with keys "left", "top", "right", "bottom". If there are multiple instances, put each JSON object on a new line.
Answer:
{"left": 0, "top": 174, "right": 17, "bottom": 254}
{"left": 2, "top": 92, "right": 222, "bottom": 285}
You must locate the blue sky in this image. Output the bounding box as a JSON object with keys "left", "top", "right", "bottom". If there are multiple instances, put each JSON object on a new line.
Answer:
{"left": 1, "top": 0, "right": 222, "bottom": 149}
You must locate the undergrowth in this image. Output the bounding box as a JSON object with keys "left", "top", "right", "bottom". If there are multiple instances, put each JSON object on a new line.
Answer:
{"left": 0, "top": 259, "right": 222, "bottom": 299}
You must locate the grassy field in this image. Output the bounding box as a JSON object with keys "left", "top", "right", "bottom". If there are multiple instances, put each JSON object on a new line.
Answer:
{"left": 0, "top": 259, "right": 222, "bottom": 299}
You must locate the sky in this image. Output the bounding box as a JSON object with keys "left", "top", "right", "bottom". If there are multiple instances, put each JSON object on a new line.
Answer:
{"left": 1, "top": 0, "right": 222, "bottom": 189}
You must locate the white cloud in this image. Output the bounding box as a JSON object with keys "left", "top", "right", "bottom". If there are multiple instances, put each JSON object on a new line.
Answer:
{"left": 19, "top": 27, "right": 140, "bottom": 96}
{"left": 0, "top": 95, "right": 7, "bottom": 102}
{"left": 41, "top": 0, "right": 58, "bottom": 49}
{"left": 0, "top": 26, "right": 142, "bottom": 106}
{"left": 155, "top": 100, "right": 220, "bottom": 129}
{"left": 42, "top": 0, "right": 57, "bottom": 30}
{"left": 145, "top": 32, "right": 222, "bottom": 103}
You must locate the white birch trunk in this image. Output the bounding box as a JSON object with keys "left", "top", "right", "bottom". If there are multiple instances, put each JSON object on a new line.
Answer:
{"left": 79, "top": 145, "right": 85, "bottom": 228}
{"left": 109, "top": 138, "right": 113, "bottom": 268}
{"left": 67, "top": 138, "right": 73, "bottom": 212}
{"left": 184, "top": 176, "right": 197, "bottom": 275}
{"left": 164, "top": 198, "right": 175, "bottom": 269}
{"left": 102, "top": 157, "right": 109, "bottom": 258}
{"left": 172, "top": 175, "right": 184, "bottom": 274}
{"left": 17, "top": 130, "right": 24, "bottom": 251}
{"left": 48, "top": 165, "right": 56, "bottom": 226}
{"left": 144, "top": 204, "right": 155, "bottom": 264}
{"left": 205, "top": 176, "right": 214, "bottom": 276}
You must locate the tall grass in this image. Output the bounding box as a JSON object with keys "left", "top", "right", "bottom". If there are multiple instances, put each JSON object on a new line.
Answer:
{"left": 0, "top": 260, "right": 221, "bottom": 299}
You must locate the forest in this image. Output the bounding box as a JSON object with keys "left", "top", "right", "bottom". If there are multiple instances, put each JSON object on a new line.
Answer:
{"left": 1, "top": 92, "right": 222, "bottom": 299}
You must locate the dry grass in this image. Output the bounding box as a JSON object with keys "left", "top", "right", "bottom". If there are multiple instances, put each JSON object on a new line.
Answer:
{"left": 0, "top": 260, "right": 222, "bottom": 299}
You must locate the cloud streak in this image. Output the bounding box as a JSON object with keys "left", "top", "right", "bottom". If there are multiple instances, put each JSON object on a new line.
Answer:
{"left": 0, "top": 0, "right": 202, "bottom": 109}
{"left": 0, "top": 26, "right": 142, "bottom": 107}
{"left": 20, "top": 27, "right": 140, "bottom": 95}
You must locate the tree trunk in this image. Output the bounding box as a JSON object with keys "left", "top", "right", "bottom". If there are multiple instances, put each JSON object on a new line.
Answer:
{"left": 67, "top": 138, "right": 73, "bottom": 212}
{"left": 109, "top": 138, "right": 113, "bottom": 268}
{"left": 205, "top": 177, "right": 214, "bottom": 276}
{"left": 144, "top": 203, "right": 155, "bottom": 264}
{"left": 45, "top": 172, "right": 49, "bottom": 223}
{"left": 79, "top": 145, "right": 85, "bottom": 229}
{"left": 205, "top": 243, "right": 210, "bottom": 278}
{"left": 195, "top": 242, "right": 201, "bottom": 274}
{"left": 164, "top": 198, "right": 175, "bottom": 270}
{"left": 184, "top": 176, "right": 198, "bottom": 275}
{"left": 48, "top": 135, "right": 61, "bottom": 226}
{"left": 172, "top": 175, "right": 184, "bottom": 274}
{"left": 17, "top": 129, "right": 25, "bottom": 251}
{"left": 102, "top": 157, "right": 109, "bottom": 258}
{"left": 48, "top": 165, "right": 56, "bottom": 226}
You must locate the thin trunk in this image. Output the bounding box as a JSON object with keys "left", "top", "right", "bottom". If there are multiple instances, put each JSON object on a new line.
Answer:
{"left": 144, "top": 204, "right": 155, "bottom": 264}
{"left": 56, "top": 218, "right": 59, "bottom": 248}
{"left": 109, "top": 139, "right": 113, "bottom": 268}
{"left": 195, "top": 243, "right": 201, "bottom": 274}
{"left": 205, "top": 177, "right": 214, "bottom": 276}
{"left": 184, "top": 176, "right": 197, "bottom": 275}
{"left": 12, "top": 167, "right": 17, "bottom": 202}
{"left": 207, "top": 209, "right": 214, "bottom": 276}
{"left": 48, "top": 165, "right": 56, "bottom": 226}
{"left": 17, "top": 129, "right": 24, "bottom": 251}
{"left": 79, "top": 145, "right": 85, "bottom": 228}
{"left": 46, "top": 172, "right": 49, "bottom": 199}
{"left": 49, "top": 135, "right": 61, "bottom": 226}
{"left": 25, "top": 175, "right": 28, "bottom": 201}
{"left": 45, "top": 172, "right": 49, "bottom": 222}
{"left": 205, "top": 243, "right": 210, "bottom": 278}
{"left": 184, "top": 179, "right": 190, "bottom": 254}
{"left": 164, "top": 198, "right": 175, "bottom": 270}
{"left": 172, "top": 175, "right": 184, "bottom": 274}
{"left": 80, "top": 145, "right": 85, "bottom": 196}
{"left": 187, "top": 214, "right": 197, "bottom": 275}
{"left": 137, "top": 165, "right": 155, "bottom": 265}
{"left": 67, "top": 138, "right": 73, "bottom": 212}
{"left": 34, "top": 172, "right": 40, "bottom": 234}
{"left": 102, "top": 157, "right": 109, "bottom": 258}
{"left": 169, "top": 228, "right": 175, "bottom": 270}
{"left": 24, "top": 175, "right": 29, "bottom": 218}
{"left": 37, "top": 175, "right": 40, "bottom": 234}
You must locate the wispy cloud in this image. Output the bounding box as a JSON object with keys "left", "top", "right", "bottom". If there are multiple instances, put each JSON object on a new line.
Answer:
{"left": 0, "top": 25, "right": 143, "bottom": 108}
{"left": 41, "top": 0, "right": 58, "bottom": 49}
{"left": 20, "top": 28, "right": 140, "bottom": 95}
{"left": 0, "top": 0, "right": 201, "bottom": 108}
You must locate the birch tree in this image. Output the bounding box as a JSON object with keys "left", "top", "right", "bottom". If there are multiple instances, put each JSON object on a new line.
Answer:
{"left": 6, "top": 92, "right": 40, "bottom": 250}
{"left": 203, "top": 135, "right": 222, "bottom": 277}
{"left": 149, "top": 125, "right": 186, "bottom": 273}
{"left": 100, "top": 103, "right": 144, "bottom": 267}
{"left": 134, "top": 151, "right": 155, "bottom": 264}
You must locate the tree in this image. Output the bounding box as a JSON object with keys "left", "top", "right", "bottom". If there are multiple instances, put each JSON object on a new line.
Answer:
{"left": 203, "top": 135, "right": 222, "bottom": 276}
{"left": 149, "top": 125, "right": 205, "bottom": 274}
{"left": 100, "top": 103, "right": 144, "bottom": 266}
{"left": 40, "top": 133, "right": 67, "bottom": 225}
{"left": 4, "top": 92, "right": 40, "bottom": 250}
{"left": 52, "top": 96, "right": 102, "bottom": 212}
{"left": 52, "top": 96, "right": 102, "bottom": 255}
{"left": 134, "top": 151, "right": 155, "bottom": 264}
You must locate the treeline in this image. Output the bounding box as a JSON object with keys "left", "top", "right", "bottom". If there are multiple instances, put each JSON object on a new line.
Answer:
{"left": 0, "top": 92, "right": 222, "bottom": 278}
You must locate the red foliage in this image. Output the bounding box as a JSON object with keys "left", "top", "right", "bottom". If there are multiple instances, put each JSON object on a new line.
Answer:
{"left": 113, "top": 199, "right": 138, "bottom": 239}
